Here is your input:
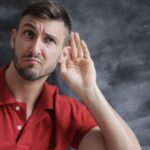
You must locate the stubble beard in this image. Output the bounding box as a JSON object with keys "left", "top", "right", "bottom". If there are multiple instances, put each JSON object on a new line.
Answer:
{"left": 12, "top": 50, "right": 57, "bottom": 81}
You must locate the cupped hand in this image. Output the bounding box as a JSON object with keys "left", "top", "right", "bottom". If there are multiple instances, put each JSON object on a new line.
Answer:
{"left": 59, "top": 32, "right": 97, "bottom": 99}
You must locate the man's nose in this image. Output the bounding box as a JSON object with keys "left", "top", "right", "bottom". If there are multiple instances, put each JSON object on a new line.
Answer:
{"left": 30, "top": 38, "right": 42, "bottom": 56}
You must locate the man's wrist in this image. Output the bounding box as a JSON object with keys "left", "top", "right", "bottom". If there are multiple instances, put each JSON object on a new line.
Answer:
{"left": 81, "top": 83, "right": 102, "bottom": 103}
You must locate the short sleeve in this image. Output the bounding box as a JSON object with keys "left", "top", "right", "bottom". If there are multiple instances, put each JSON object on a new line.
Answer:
{"left": 54, "top": 89, "right": 97, "bottom": 149}
{"left": 68, "top": 99, "right": 97, "bottom": 148}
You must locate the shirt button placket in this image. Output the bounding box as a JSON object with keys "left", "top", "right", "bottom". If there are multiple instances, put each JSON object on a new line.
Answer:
{"left": 16, "top": 106, "right": 20, "bottom": 111}
{"left": 17, "top": 125, "right": 22, "bottom": 130}
{"left": 15, "top": 106, "right": 22, "bottom": 131}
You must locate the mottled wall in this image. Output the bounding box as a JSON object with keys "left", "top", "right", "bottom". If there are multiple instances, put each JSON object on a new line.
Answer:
{"left": 0, "top": 0, "right": 150, "bottom": 149}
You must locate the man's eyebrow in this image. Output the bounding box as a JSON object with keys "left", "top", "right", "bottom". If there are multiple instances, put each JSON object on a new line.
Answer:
{"left": 22, "top": 23, "right": 35, "bottom": 29}
{"left": 45, "top": 33, "right": 58, "bottom": 42}
{"left": 22, "top": 22, "right": 58, "bottom": 42}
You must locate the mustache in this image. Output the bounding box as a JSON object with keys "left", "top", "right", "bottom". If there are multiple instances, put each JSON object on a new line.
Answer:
{"left": 12, "top": 44, "right": 43, "bottom": 64}
{"left": 12, "top": 48, "right": 43, "bottom": 65}
{"left": 23, "top": 52, "right": 40, "bottom": 58}
{"left": 21, "top": 52, "right": 43, "bottom": 65}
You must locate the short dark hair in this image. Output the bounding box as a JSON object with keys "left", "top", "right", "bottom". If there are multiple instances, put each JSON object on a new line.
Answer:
{"left": 20, "top": 0, "right": 72, "bottom": 44}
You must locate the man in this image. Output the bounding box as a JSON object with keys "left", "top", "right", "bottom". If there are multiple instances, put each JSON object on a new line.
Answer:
{"left": 0, "top": 0, "right": 141, "bottom": 150}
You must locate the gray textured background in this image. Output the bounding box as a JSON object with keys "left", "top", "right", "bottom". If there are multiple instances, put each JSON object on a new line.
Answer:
{"left": 0, "top": 0, "right": 150, "bottom": 149}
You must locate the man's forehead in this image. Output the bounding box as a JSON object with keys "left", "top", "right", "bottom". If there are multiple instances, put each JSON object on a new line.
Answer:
{"left": 21, "top": 15, "right": 61, "bottom": 26}
{"left": 19, "top": 15, "right": 69, "bottom": 45}
{"left": 19, "top": 15, "right": 66, "bottom": 34}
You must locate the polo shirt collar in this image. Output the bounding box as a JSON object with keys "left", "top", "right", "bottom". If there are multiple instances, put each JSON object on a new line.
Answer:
{"left": 0, "top": 65, "right": 55, "bottom": 110}
{"left": 37, "top": 82, "right": 55, "bottom": 110}
{"left": 0, "top": 65, "right": 16, "bottom": 105}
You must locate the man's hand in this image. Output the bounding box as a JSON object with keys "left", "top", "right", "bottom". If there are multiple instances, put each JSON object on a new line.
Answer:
{"left": 59, "top": 32, "right": 97, "bottom": 100}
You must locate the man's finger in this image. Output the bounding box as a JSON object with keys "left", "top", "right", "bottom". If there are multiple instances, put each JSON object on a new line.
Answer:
{"left": 70, "top": 32, "right": 78, "bottom": 60}
{"left": 81, "top": 40, "right": 91, "bottom": 59}
{"left": 74, "top": 32, "right": 83, "bottom": 58}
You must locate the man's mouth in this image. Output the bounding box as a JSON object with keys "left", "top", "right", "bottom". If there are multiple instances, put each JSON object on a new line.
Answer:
{"left": 23, "top": 58, "right": 42, "bottom": 65}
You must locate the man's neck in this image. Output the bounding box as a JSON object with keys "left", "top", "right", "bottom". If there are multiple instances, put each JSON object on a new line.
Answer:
{"left": 5, "top": 63, "right": 47, "bottom": 120}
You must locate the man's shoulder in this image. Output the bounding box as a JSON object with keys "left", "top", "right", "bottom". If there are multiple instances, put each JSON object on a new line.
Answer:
{"left": 0, "top": 65, "right": 6, "bottom": 74}
{"left": 0, "top": 65, "right": 8, "bottom": 84}
{"left": 44, "top": 82, "right": 82, "bottom": 107}
{"left": 0, "top": 65, "right": 9, "bottom": 77}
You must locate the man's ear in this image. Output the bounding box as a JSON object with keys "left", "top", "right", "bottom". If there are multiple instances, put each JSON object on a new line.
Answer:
{"left": 10, "top": 29, "right": 17, "bottom": 49}
{"left": 59, "top": 46, "right": 70, "bottom": 63}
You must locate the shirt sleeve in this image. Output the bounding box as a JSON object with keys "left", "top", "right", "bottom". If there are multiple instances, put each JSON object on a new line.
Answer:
{"left": 68, "top": 98, "right": 97, "bottom": 148}
{"left": 55, "top": 88, "right": 97, "bottom": 149}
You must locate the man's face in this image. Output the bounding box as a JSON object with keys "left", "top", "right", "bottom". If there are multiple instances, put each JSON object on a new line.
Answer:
{"left": 11, "top": 15, "right": 67, "bottom": 81}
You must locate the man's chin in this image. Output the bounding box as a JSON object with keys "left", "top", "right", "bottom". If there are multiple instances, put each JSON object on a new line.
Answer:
{"left": 18, "top": 69, "right": 39, "bottom": 81}
{"left": 17, "top": 67, "right": 50, "bottom": 81}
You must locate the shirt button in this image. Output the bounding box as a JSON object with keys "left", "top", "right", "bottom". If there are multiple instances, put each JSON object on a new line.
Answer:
{"left": 16, "top": 106, "right": 20, "bottom": 111}
{"left": 17, "top": 125, "right": 22, "bottom": 130}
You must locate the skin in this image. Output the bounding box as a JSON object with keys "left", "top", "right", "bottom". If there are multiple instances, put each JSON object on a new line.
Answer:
{"left": 5, "top": 15, "right": 141, "bottom": 149}
{"left": 11, "top": 15, "right": 68, "bottom": 81}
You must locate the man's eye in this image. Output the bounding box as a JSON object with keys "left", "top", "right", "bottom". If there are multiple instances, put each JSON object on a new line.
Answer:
{"left": 45, "top": 37, "right": 55, "bottom": 44}
{"left": 24, "top": 30, "right": 34, "bottom": 38}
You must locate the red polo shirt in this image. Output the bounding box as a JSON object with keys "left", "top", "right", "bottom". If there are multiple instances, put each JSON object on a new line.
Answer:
{"left": 0, "top": 66, "right": 97, "bottom": 150}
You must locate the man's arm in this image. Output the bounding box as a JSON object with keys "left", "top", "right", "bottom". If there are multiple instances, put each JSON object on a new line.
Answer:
{"left": 78, "top": 84, "right": 141, "bottom": 150}
{"left": 59, "top": 32, "right": 141, "bottom": 150}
